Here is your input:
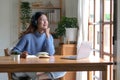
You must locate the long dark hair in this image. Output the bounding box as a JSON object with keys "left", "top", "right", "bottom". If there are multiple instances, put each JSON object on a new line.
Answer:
{"left": 19, "top": 11, "right": 46, "bottom": 38}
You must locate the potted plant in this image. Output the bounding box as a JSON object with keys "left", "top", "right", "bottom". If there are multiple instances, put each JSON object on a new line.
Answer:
{"left": 11, "top": 51, "right": 20, "bottom": 61}
{"left": 20, "top": 2, "right": 31, "bottom": 31}
{"left": 55, "top": 16, "right": 78, "bottom": 43}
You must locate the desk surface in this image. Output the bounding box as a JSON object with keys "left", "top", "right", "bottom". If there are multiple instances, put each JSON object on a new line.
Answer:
{"left": 0, "top": 55, "right": 113, "bottom": 72}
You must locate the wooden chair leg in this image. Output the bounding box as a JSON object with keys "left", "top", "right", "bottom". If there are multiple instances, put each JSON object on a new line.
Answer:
{"left": 8, "top": 73, "right": 12, "bottom": 80}
{"left": 87, "top": 71, "right": 92, "bottom": 80}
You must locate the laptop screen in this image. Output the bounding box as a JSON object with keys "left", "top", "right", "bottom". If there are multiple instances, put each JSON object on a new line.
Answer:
{"left": 77, "top": 41, "right": 92, "bottom": 59}
{"left": 61, "top": 41, "right": 92, "bottom": 60}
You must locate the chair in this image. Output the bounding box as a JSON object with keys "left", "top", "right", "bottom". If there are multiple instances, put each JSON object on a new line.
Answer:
{"left": 4, "top": 48, "right": 10, "bottom": 56}
{"left": 4, "top": 48, "right": 12, "bottom": 80}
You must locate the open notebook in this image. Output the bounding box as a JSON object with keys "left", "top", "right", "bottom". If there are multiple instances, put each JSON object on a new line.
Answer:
{"left": 27, "top": 52, "right": 50, "bottom": 58}
{"left": 61, "top": 41, "right": 92, "bottom": 60}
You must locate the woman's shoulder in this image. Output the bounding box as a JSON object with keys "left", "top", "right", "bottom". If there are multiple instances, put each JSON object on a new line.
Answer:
{"left": 22, "top": 33, "right": 34, "bottom": 39}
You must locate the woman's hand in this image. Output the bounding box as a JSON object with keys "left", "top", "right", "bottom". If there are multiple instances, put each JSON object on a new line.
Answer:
{"left": 20, "top": 51, "right": 28, "bottom": 58}
{"left": 44, "top": 27, "right": 50, "bottom": 38}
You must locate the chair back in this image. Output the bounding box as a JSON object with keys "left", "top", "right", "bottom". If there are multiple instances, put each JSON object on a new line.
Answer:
{"left": 4, "top": 48, "right": 10, "bottom": 56}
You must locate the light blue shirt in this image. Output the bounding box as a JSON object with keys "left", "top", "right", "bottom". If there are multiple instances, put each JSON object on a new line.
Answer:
{"left": 11, "top": 31, "right": 66, "bottom": 79}
{"left": 12, "top": 31, "right": 55, "bottom": 56}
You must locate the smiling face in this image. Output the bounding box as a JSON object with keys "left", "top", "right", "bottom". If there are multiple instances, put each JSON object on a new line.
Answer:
{"left": 37, "top": 14, "right": 48, "bottom": 32}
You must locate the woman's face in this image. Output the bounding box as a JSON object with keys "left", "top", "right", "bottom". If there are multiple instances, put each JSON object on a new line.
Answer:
{"left": 37, "top": 14, "right": 48, "bottom": 31}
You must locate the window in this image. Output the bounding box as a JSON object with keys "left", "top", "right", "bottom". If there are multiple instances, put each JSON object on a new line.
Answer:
{"left": 88, "top": 0, "right": 114, "bottom": 80}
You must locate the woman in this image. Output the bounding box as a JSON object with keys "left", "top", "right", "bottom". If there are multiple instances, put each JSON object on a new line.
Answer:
{"left": 11, "top": 11, "right": 66, "bottom": 80}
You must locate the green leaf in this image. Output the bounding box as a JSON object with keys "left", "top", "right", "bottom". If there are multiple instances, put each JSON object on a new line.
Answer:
{"left": 55, "top": 16, "right": 78, "bottom": 37}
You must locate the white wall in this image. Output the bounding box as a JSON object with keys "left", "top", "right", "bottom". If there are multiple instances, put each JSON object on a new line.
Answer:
{"left": 65, "top": 0, "right": 78, "bottom": 17}
{"left": 0, "top": 0, "right": 18, "bottom": 56}
{"left": 9, "top": 0, "right": 19, "bottom": 48}
{"left": 0, "top": 0, "right": 11, "bottom": 55}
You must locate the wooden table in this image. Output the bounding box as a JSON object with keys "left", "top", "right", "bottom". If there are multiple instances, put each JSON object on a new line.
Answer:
{"left": 0, "top": 55, "right": 113, "bottom": 80}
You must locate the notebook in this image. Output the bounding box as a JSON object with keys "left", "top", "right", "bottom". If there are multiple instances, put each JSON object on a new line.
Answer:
{"left": 27, "top": 52, "right": 50, "bottom": 58}
{"left": 61, "top": 41, "right": 92, "bottom": 60}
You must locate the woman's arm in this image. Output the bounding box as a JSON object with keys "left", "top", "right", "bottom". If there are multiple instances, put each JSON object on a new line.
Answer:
{"left": 42, "top": 35, "right": 55, "bottom": 56}
{"left": 11, "top": 36, "right": 27, "bottom": 54}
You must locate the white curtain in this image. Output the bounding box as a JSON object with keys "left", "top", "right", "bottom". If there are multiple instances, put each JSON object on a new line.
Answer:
{"left": 76, "top": 0, "right": 89, "bottom": 80}
{"left": 77, "top": 0, "right": 89, "bottom": 47}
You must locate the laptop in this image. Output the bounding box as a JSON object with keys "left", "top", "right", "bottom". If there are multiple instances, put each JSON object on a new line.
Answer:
{"left": 61, "top": 41, "right": 92, "bottom": 60}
